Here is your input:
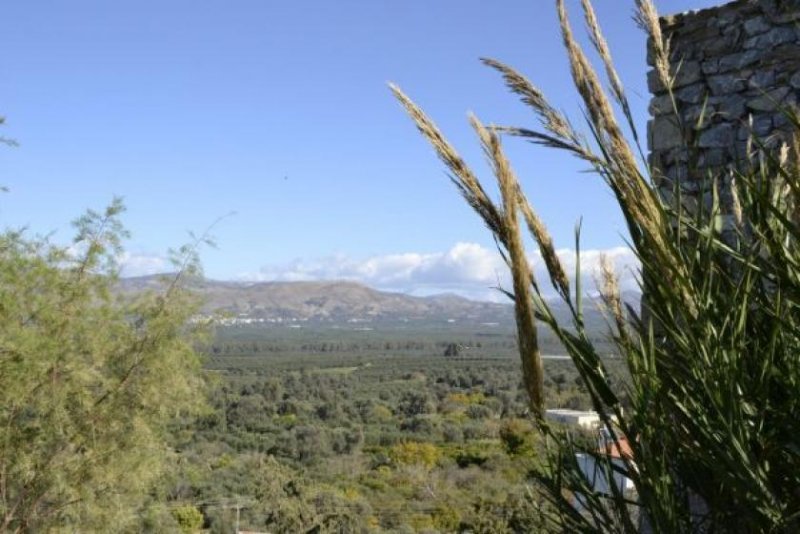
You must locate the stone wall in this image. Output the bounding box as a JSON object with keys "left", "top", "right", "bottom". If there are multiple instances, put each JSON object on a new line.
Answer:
{"left": 642, "top": 7, "right": 800, "bottom": 530}
{"left": 648, "top": 0, "right": 800, "bottom": 203}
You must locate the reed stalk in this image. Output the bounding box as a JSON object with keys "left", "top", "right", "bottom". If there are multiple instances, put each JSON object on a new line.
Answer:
{"left": 392, "top": 0, "right": 800, "bottom": 531}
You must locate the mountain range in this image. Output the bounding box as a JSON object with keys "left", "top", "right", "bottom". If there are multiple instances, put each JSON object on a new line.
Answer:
{"left": 118, "top": 275, "right": 515, "bottom": 325}
{"left": 118, "top": 275, "right": 640, "bottom": 327}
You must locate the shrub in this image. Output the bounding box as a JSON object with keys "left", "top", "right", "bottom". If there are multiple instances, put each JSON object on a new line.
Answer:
{"left": 499, "top": 418, "right": 534, "bottom": 456}
{"left": 171, "top": 505, "right": 204, "bottom": 533}
{"left": 389, "top": 441, "right": 441, "bottom": 469}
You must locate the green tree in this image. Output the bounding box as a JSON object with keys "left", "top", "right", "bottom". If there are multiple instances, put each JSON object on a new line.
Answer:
{"left": 0, "top": 200, "right": 207, "bottom": 532}
{"left": 443, "top": 342, "right": 460, "bottom": 358}
{"left": 171, "top": 505, "right": 204, "bottom": 533}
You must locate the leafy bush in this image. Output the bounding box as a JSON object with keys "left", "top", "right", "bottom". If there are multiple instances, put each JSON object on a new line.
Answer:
{"left": 390, "top": 441, "right": 441, "bottom": 469}
{"left": 499, "top": 418, "right": 535, "bottom": 456}
{"left": 171, "top": 505, "right": 204, "bottom": 533}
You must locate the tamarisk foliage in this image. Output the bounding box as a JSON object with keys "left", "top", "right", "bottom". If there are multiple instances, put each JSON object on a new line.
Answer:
{"left": 0, "top": 199, "right": 207, "bottom": 532}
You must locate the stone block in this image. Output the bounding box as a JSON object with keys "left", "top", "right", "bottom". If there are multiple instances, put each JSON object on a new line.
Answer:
{"left": 734, "top": 140, "right": 753, "bottom": 161}
{"left": 676, "top": 83, "right": 707, "bottom": 104}
{"left": 720, "top": 24, "right": 744, "bottom": 49}
{"left": 746, "top": 86, "right": 791, "bottom": 111}
{"left": 751, "top": 114, "right": 774, "bottom": 136}
{"left": 737, "top": 124, "right": 751, "bottom": 142}
{"left": 710, "top": 94, "right": 747, "bottom": 120}
{"left": 717, "top": 9, "right": 743, "bottom": 27}
{"left": 748, "top": 69, "right": 776, "bottom": 89}
{"left": 673, "top": 148, "right": 691, "bottom": 164}
{"left": 647, "top": 69, "right": 663, "bottom": 93}
{"left": 708, "top": 74, "right": 746, "bottom": 95}
{"left": 783, "top": 90, "right": 799, "bottom": 108}
{"left": 790, "top": 71, "right": 800, "bottom": 89}
{"left": 702, "top": 59, "right": 720, "bottom": 75}
{"left": 681, "top": 25, "right": 722, "bottom": 42}
{"left": 686, "top": 104, "right": 712, "bottom": 130}
{"left": 743, "top": 26, "right": 797, "bottom": 49}
{"left": 649, "top": 94, "right": 674, "bottom": 116}
{"left": 703, "top": 149, "right": 729, "bottom": 167}
{"left": 697, "top": 35, "right": 738, "bottom": 57}
{"left": 763, "top": 43, "right": 800, "bottom": 63}
{"left": 669, "top": 36, "right": 701, "bottom": 62}
{"left": 648, "top": 61, "right": 703, "bottom": 92}
{"left": 774, "top": 111, "right": 794, "bottom": 128}
{"left": 649, "top": 117, "right": 684, "bottom": 151}
{"left": 768, "top": 13, "right": 800, "bottom": 24}
{"left": 743, "top": 16, "right": 770, "bottom": 35}
{"left": 718, "top": 49, "right": 760, "bottom": 72}
{"left": 677, "top": 176, "right": 703, "bottom": 194}
{"left": 699, "top": 123, "right": 735, "bottom": 148}
{"left": 661, "top": 147, "right": 690, "bottom": 166}
{"left": 764, "top": 0, "right": 800, "bottom": 24}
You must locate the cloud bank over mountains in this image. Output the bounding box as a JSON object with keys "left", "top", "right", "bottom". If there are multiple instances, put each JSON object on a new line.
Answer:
{"left": 118, "top": 251, "right": 170, "bottom": 278}
{"left": 236, "top": 242, "right": 640, "bottom": 302}
{"left": 118, "top": 243, "right": 639, "bottom": 302}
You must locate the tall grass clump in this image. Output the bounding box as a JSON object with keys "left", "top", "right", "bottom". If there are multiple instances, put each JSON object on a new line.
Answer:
{"left": 392, "top": 0, "right": 800, "bottom": 531}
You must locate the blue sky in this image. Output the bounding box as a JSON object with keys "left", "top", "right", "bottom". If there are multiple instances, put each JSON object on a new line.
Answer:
{"left": 0, "top": 1, "right": 721, "bottom": 299}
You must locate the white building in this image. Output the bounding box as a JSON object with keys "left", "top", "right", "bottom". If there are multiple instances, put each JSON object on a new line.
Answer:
{"left": 576, "top": 427, "right": 636, "bottom": 512}
{"left": 545, "top": 409, "right": 634, "bottom": 511}
{"left": 545, "top": 409, "right": 605, "bottom": 429}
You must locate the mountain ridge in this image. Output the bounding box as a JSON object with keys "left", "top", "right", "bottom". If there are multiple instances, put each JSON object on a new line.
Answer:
{"left": 117, "top": 275, "right": 515, "bottom": 324}
{"left": 118, "top": 274, "right": 640, "bottom": 327}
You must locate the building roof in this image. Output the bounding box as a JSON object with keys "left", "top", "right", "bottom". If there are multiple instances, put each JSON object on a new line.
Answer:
{"left": 599, "top": 436, "right": 634, "bottom": 460}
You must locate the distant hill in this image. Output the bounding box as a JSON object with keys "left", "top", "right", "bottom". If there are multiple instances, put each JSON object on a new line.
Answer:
{"left": 117, "top": 275, "right": 515, "bottom": 325}
{"left": 118, "top": 275, "right": 640, "bottom": 328}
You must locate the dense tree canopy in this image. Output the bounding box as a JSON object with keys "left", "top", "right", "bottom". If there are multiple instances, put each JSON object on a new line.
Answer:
{"left": 0, "top": 200, "right": 206, "bottom": 532}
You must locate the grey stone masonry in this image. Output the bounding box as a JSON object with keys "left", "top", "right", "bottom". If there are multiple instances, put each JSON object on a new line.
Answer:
{"left": 648, "top": 0, "right": 800, "bottom": 208}
{"left": 642, "top": 3, "right": 800, "bottom": 529}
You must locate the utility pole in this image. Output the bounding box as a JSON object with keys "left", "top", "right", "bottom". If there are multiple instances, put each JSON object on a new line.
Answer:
{"left": 234, "top": 503, "right": 240, "bottom": 534}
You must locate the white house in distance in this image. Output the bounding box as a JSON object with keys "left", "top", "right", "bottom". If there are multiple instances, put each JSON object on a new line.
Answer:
{"left": 545, "top": 408, "right": 606, "bottom": 429}
{"left": 545, "top": 409, "right": 635, "bottom": 511}
{"left": 576, "top": 429, "right": 636, "bottom": 500}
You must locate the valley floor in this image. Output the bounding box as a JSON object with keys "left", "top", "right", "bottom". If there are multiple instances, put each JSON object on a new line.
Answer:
{"left": 166, "top": 324, "right": 626, "bottom": 533}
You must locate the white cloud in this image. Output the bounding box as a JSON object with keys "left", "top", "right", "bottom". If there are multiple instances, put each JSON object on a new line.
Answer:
{"left": 240, "top": 242, "right": 640, "bottom": 301}
{"left": 118, "top": 251, "right": 169, "bottom": 277}
{"left": 551, "top": 246, "right": 640, "bottom": 294}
